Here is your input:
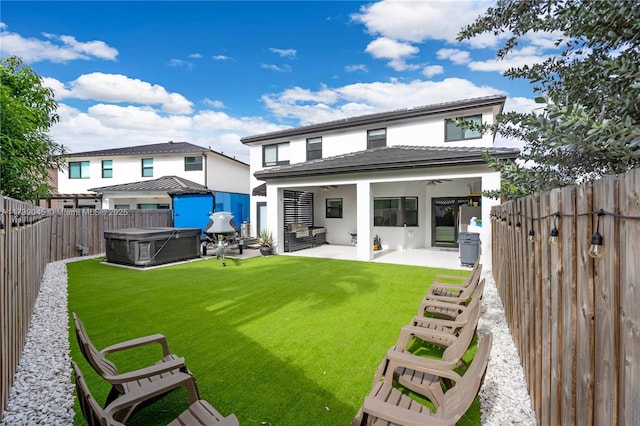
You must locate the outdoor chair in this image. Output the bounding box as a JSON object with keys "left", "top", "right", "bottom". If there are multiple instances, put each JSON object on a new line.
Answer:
{"left": 373, "top": 299, "right": 481, "bottom": 403}
{"left": 398, "top": 289, "right": 482, "bottom": 351}
{"left": 73, "top": 312, "right": 199, "bottom": 422}
{"left": 418, "top": 277, "right": 485, "bottom": 321}
{"left": 428, "top": 260, "right": 481, "bottom": 299}
{"left": 352, "top": 333, "right": 493, "bottom": 426}
{"left": 72, "top": 361, "right": 239, "bottom": 426}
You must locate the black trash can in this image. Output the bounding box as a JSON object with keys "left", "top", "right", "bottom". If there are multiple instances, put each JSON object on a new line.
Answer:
{"left": 458, "top": 232, "right": 480, "bottom": 266}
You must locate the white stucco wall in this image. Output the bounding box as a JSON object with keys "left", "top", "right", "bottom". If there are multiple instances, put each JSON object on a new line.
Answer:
{"left": 205, "top": 154, "right": 249, "bottom": 194}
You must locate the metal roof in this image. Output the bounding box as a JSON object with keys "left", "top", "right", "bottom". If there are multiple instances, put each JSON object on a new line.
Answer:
{"left": 254, "top": 145, "right": 520, "bottom": 180}
{"left": 89, "top": 175, "right": 209, "bottom": 193}
{"left": 241, "top": 95, "right": 506, "bottom": 144}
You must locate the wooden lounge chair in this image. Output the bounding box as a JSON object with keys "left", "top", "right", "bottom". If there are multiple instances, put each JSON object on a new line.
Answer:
{"left": 72, "top": 361, "right": 239, "bottom": 426}
{"left": 73, "top": 312, "right": 198, "bottom": 421}
{"left": 397, "top": 290, "right": 482, "bottom": 351}
{"left": 352, "top": 333, "right": 493, "bottom": 426}
{"left": 427, "top": 260, "right": 481, "bottom": 299}
{"left": 418, "top": 277, "right": 485, "bottom": 321}
{"left": 373, "top": 299, "right": 481, "bottom": 403}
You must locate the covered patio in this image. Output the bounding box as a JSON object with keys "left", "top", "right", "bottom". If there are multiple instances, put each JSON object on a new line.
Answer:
{"left": 280, "top": 244, "right": 467, "bottom": 270}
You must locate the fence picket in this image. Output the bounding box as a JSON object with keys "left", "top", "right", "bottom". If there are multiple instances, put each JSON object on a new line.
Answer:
{"left": 0, "top": 201, "right": 172, "bottom": 417}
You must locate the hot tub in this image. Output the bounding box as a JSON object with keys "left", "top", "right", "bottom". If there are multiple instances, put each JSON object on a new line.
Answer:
{"left": 104, "top": 227, "right": 201, "bottom": 267}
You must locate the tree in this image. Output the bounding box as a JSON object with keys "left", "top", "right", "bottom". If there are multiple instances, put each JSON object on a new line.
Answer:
{"left": 0, "top": 56, "right": 66, "bottom": 200}
{"left": 458, "top": 0, "right": 640, "bottom": 199}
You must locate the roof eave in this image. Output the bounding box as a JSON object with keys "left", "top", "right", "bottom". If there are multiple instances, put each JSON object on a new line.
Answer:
{"left": 241, "top": 96, "right": 507, "bottom": 145}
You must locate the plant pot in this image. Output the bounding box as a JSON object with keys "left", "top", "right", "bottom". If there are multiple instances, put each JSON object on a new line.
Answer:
{"left": 260, "top": 246, "right": 273, "bottom": 256}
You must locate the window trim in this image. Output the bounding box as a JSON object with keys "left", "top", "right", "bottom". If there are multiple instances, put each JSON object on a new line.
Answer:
{"left": 101, "top": 160, "right": 113, "bottom": 178}
{"left": 367, "top": 128, "right": 387, "bottom": 149}
{"left": 262, "top": 142, "right": 290, "bottom": 167}
{"left": 141, "top": 158, "right": 153, "bottom": 177}
{"left": 325, "top": 198, "right": 343, "bottom": 219}
{"left": 69, "top": 161, "right": 90, "bottom": 179}
{"left": 373, "top": 196, "right": 418, "bottom": 227}
{"left": 445, "top": 114, "right": 483, "bottom": 142}
{"left": 184, "top": 155, "right": 203, "bottom": 171}
{"left": 306, "top": 137, "right": 322, "bottom": 161}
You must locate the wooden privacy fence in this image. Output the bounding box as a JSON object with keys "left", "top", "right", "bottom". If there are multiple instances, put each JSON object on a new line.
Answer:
{"left": 491, "top": 168, "right": 640, "bottom": 426}
{"left": 0, "top": 196, "right": 172, "bottom": 417}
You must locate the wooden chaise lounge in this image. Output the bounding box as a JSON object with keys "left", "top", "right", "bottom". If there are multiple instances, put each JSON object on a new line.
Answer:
{"left": 72, "top": 361, "right": 239, "bottom": 425}
{"left": 373, "top": 298, "right": 481, "bottom": 403}
{"left": 352, "top": 333, "right": 493, "bottom": 426}
{"left": 73, "top": 312, "right": 198, "bottom": 422}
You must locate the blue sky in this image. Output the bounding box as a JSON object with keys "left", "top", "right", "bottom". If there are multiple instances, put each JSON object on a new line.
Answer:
{"left": 1, "top": 1, "right": 552, "bottom": 163}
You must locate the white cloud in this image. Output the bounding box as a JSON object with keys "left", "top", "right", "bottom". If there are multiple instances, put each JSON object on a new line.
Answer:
{"left": 422, "top": 65, "right": 444, "bottom": 78}
{"left": 262, "top": 77, "right": 507, "bottom": 125}
{"left": 49, "top": 102, "right": 285, "bottom": 162}
{"left": 0, "top": 25, "right": 117, "bottom": 63}
{"left": 203, "top": 98, "right": 226, "bottom": 109}
{"left": 345, "top": 64, "right": 368, "bottom": 73}
{"left": 168, "top": 59, "right": 194, "bottom": 69}
{"left": 189, "top": 53, "right": 203, "bottom": 59}
{"left": 269, "top": 48, "right": 297, "bottom": 58}
{"left": 260, "top": 63, "right": 292, "bottom": 72}
{"left": 366, "top": 36, "right": 420, "bottom": 71}
{"left": 52, "top": 72, "right": 194, "bottom": 114}
{"left": 436, "top": 48, "right": 472, "bottom": 65}
{"left": 352, "top": 0, "right": 491, "bottom": 44}
{"left": 212, "top": 55, "right": 232, "bottom": 61}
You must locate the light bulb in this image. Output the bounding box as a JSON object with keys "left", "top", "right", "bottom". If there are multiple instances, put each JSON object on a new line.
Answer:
{"left": 528, "top": 229, "right": 535, "bottom": 243}
{"left": 548, "top": 227, "right": 559, "bottom": 245}
{"left": 588, "top": 230, "right": 604, "bottom": 258}
{"left": 515, "top": 222, "right": 522, "bottom": 231}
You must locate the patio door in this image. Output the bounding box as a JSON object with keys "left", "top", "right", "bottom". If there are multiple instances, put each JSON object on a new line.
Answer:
{"left": 431, "top": 197, "right": 468, "bottom": 247}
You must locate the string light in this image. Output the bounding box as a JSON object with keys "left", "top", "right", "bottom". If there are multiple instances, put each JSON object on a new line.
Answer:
{"left": 491, "top": 208, "right": 640, "bottom": 260}
{"left": 588, "top": 210, "right": 605, "bottom": 259}
{"left": 548, "top": 213, "right": 559, "bottom": 246}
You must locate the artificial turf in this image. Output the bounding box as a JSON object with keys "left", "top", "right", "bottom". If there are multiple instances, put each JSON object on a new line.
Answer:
{"left": 67, "top": 254, "right": 478, "bottom": 425}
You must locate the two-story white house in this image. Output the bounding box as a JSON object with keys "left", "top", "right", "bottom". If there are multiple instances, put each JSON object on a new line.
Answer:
{"left": 55, "top": 141, "right": 250, "bottom": 221}
{"left": 241, "top": 95, "right": 519, "bottom": 269}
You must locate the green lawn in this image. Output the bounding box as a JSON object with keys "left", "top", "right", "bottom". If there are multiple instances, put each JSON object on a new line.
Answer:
{"left": 67, "top": 255, "right": 475, "bottom": 425}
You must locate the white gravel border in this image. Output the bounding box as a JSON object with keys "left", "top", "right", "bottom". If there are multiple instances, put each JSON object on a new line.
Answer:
{"left": 1, "top": 258, "right": 536, "bottom": 425}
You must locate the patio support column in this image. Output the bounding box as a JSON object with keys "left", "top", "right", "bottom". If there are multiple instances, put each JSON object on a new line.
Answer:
{"left": 265, "top": 184, "right": 283, "bottom": 254}
{"left": 480, "top": 172, "right": 501, "bottom": 271}
{"left": 356, "top": 181, "right": 372, "bottom": 261}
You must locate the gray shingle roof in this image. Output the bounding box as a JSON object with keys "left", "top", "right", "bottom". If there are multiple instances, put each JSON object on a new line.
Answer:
{"left": 89, "top": 175, "right": 209, "bottom": 193}
{"left": 254, "top": 145, "right": 520, "bottom": 180}
{"left": 241, "top": 95, "right": 506, "bottom": 144}
{"left": 69, "top": 141, "right": 207, "bottom": 157}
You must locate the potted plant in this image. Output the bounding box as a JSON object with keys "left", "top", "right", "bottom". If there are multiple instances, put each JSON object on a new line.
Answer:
{"left": 258, "top": 229, "right": 275, "bottom": 256}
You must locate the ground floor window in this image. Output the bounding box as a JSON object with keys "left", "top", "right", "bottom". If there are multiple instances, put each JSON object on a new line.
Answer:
{"left": 374, "top": 197, "right": 418, "bottom": 226}
{"left": 326, "top": 198, "right": 343, "bottom": 218}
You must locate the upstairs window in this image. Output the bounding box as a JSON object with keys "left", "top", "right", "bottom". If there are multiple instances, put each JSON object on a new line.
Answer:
{"left": 307, "top": 137, "right": 322, "bottom": 161}
{"left": 141, "top": 158, "right": 153, "bottom": 177}
{"left": 367, "top": 128, "right": 387, "bottom": 149}
{"left": 69, "top": 161, "right": 90, "bottom": 179}
{"left": 263, "top": 142, "right": 290, "bottom": 167}
{"left": 184, "top": 156, "right": 203, "bottom": 171}
{"left": 102, "top": 160, "right": 113, "bottom": 178}
{"left": 445, "top": 115, "right": 483, "bottom": 141}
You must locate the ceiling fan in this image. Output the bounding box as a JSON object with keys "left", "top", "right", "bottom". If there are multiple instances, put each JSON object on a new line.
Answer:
{"left": 321, "top": 185, "right": 338, "bottom": 191}
{"left": 425, "top": 179, "right": 452, "bottom": 185}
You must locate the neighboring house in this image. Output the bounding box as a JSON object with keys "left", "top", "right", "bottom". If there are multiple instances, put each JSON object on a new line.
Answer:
{"left": 241, "top": 95, "right": 519, "bottom": 269}
{"left": 55, "top": 141, "right": 250, "bottom": 224}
